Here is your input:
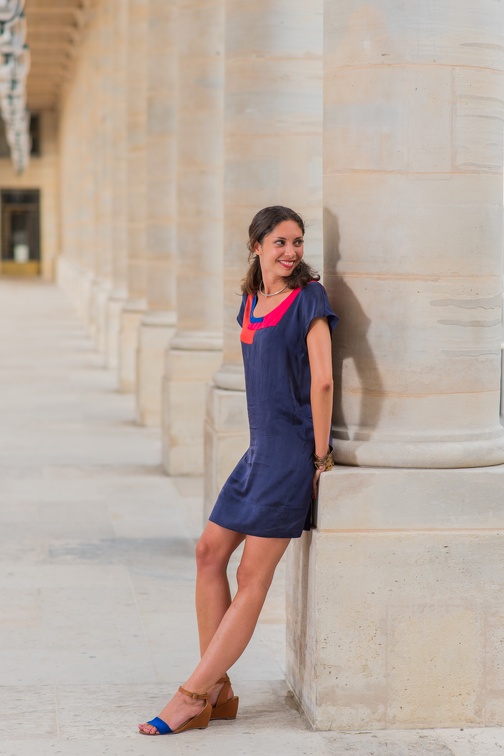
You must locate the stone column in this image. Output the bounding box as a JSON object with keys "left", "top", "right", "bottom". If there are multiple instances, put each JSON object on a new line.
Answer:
{"left": 91, "top": 0, "right": 115, "bottom": 355}
{"left": 106, "top": 0, "right": 129, "bottom": 371}
{"left": 204, "top": 0, "right": 323, "bottom": 513}
{"left": 162, "top": 0, "right": 224, "bottom": 475}
{"left": 57, "top": 8, "right": 99, "bottom": 325}
{"left": 118, "top": 0, "right": 148, "bottom": 393}
{"left": 80, "top": 27, "right": 99, "bottom": 333}
{"left": 286, "top": 2, "right": 504, "bottom": 730}
{"left": 135, "top": 0, "right": 178, "bottom": 426}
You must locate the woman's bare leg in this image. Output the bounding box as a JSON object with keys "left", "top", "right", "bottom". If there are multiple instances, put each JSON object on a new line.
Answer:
{"left": 195, "top": 522, "right": 245, "bottom": 656}
{"left": 195, "top": 522, "right": 245, "bottom": 706}
{"left": 139, "top": 534, "right": 289, "bottom": 734}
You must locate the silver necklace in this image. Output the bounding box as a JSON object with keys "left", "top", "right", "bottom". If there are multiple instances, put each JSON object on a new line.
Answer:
{"left": 259, "top": 283, "right": 288, "bottom": 298}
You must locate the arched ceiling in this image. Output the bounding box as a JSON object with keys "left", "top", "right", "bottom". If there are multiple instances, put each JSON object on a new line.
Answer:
{"left": 25, "top": 0, "right": 93, "bottom": 111}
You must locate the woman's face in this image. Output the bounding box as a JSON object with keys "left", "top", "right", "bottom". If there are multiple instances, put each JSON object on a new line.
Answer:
{"left": 254, "top": 220, "right": 304, "bottom": 282}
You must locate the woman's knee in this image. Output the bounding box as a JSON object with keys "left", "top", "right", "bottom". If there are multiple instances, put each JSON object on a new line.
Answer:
{"left": 195, "top": 531, "right": 233, "bottom": 573}
{"left": 235, "top": 560, "right": 273, "bottom": 595}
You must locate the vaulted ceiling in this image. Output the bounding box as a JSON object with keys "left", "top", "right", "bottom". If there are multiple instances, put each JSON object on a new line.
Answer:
{"left": 24, "top": 0, "right": 93, "bottom": 111}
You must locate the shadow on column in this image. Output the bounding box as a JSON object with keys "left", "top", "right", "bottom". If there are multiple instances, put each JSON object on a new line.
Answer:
{"left": 323, "top": 207, "right": 384, "bottom": 465}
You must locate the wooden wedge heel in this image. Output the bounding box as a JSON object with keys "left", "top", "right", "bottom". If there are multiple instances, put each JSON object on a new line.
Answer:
{"left": 210, "top": 674, "right": 239, "bottom": 721}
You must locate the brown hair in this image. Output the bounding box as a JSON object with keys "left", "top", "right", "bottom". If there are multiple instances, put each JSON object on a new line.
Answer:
{"left": 241, "top": 205, "right": 320, "bottom": 294}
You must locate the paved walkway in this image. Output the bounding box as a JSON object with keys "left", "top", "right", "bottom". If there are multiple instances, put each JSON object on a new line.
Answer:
{"left": 0, "top": 278, "right": 503, "bottom": 756}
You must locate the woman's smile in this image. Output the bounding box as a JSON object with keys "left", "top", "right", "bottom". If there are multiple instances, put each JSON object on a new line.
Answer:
{"left": 278, "top": 259, "right": 295, "bottom": 270}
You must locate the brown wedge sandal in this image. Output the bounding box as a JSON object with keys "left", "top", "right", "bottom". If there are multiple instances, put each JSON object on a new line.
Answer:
{"left": 210, "top": 673, "right": 239, "bottom": 720}
{"left": 140, "top": 686, "right": 212, "bottom": 735}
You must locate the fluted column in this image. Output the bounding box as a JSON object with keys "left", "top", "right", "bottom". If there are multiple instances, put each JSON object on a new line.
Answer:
{"left": 90, "top": 0, "right": 115, "bottom": 354}
{"left": 106, "top": 0, "right": 129, "bottom": 370}
{"left": 57, "top": 3, "right": 117, "bottom": 329}
{"left": 162, "top": 0, "right": 224, "bottom": 475}
{"left": 75, "top": 19, "right": 97, "bottom": 333}
{"left": 287, "top": 1, "right": 504, "bottom": 730}
{"left": 135, "top": 0, "right": 178, "bottom": 425}
{"left": 118, "top": 0, "right": 149, "bottom": 393}
{"left": 204, "top": 0, "right": 323, "bottom": 513}
{"left": 325, "top": 9, "right": 504, "bottom": 469}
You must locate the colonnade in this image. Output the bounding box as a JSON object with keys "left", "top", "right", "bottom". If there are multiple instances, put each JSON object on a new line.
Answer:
{"left": 56, "top": 0, "right": 504, "bottom": 730}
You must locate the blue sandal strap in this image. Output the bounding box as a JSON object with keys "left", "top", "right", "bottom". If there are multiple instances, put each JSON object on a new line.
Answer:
{"left": 147, "top": 716, "right": 173, "bottom": 735}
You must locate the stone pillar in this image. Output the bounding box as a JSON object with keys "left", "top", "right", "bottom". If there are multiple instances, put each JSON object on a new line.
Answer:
{"left": 135, "top": 0, "right": 178, "bottom": 425}
{"left": 286, "top": 2, "right": 504, "bottom": 730}
{"left": 57, "top": 5, "right": 99, "bottom": 323}
{"left": 106, "top": 0, "right": 129, "bottom": 371}
{"left": 91, "top": 0, "right": 115, "bottom": 355}
{"left": 204, "top": 0, "right": 323, "bottom": 513}
{"left": 118, "top": 0, "right": 148, "bottom": 393}
{"left": 80, "top": 24, "right": 100, "bottom": 332}
{"left": 162, "top": 0, "right": 224, "bottom": 475}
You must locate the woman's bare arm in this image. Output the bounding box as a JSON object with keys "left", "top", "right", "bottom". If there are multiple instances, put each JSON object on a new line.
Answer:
{"left": 307, "top": 317, "right": 334, "bottom": 497}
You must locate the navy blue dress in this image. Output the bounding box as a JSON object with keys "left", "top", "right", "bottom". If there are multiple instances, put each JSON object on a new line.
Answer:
{"left": 209, "top": 281, "right": 338, "bottom": 538}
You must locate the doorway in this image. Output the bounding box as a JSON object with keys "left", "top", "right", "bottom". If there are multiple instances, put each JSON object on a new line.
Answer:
{"left": 0, "top": 189, "right": 41, "bottom": 276}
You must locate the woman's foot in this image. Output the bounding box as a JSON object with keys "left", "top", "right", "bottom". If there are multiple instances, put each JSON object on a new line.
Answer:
{"left": 138, "top": 687, "right": 207, "bottom": 735}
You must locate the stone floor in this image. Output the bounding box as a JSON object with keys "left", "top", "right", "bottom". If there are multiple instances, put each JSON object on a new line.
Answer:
{"left": 1, "top": 277, "right": 503, "bottom": 756}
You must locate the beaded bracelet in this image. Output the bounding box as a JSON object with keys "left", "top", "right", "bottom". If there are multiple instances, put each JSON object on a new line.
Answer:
{"left": 313, "top": 445, "right": 334, "bottom": 471}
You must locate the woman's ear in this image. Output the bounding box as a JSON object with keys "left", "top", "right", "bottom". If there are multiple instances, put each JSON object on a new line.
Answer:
{"left": 253, "top": 242, "right": 262, "bottom": 256}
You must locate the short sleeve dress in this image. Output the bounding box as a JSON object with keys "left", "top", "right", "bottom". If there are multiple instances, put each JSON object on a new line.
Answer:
{"left": 208, "top": 281, "right": 338, "bottom": 538}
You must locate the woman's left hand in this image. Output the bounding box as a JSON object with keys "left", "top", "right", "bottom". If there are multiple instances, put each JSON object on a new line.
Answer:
{"left": 312, "top": 468, "right": 323, "bottom": 500}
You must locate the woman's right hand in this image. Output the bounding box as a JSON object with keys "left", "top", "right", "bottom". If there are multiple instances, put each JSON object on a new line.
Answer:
{"left": 312, "top": 468, "right": 323, "bottom": 500}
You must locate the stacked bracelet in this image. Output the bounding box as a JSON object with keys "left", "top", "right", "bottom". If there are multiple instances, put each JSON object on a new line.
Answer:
{"left": 313, "top": 445, "right": 334, "bottom": 471}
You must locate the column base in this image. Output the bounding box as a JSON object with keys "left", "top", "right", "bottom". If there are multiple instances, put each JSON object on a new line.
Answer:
{"left": 162, "top": 331, "right": 222, "bottom": 476}
{"left": 333, "top": 429, "right": 504, "bottom": 469}
{"left": 56, "top": 257, "right": 94, "bottom": 325}
{"left": 204, "top": 379, "right": 248, "bottom": 520}
{"left": 105, "top": 289, "right": 127, "bottom": 371}
{"left": 118, "top": 300, "right": 146, "bottom": 393}
{"left": 136, "top": 310, "right": 176, "bottom": 426}
{"left": 90, "top": 279, "right": 112, "bottom": 353}
{"left": 286, "top": 464, "right": 504, "bottom": 730}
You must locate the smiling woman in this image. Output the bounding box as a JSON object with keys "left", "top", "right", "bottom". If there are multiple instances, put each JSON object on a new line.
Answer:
{"left": 242, "top": 205, "right": 320, "bottom": 297}
{"left": 138, "top": 206, "right": 338, "bottom": 736}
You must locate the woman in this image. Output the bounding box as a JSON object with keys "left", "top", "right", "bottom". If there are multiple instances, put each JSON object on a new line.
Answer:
{"left": 139, "top": 205, "right": 338, "bottom": 736}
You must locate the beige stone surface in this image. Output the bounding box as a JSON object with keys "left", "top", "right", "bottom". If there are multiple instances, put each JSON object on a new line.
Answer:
{"left": 163, "top": 345, "right": 222, "bottom": 476}
{"left": 287, "top": 467, "right": 504, "bottom": 730}
{"left": 118, "top": 304, "right": 145, "bottom": 393}
{"left": 163, "top": 0, "right": 225, "bottom": 476}
{"left": 136, "top": 313, "right": 176, "bottom": 426}
{"left": 204, "top": 384, "right": 249, "bottom": 517}
{"left": 323, "top": 3, "right": 504, "bottom": 468}
{"left": 90, "top": 279, "right": 112, "bottom": 354}
{"left": 145, "top": 0, "right": 177, "bottom": 314}
{"left": 105, "top": 292, "right": 127, "bottom": 371}
{"left": 110, "top": 0, "right": 129, "bottom": 300}
{"left": 324, "top": 3, "right": 504, "bottom": 69}
{"left": 126, "top": 0, "right": 148, "bottom": 303}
